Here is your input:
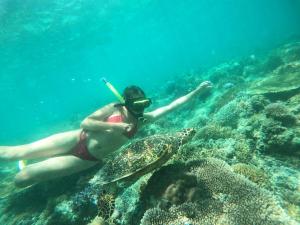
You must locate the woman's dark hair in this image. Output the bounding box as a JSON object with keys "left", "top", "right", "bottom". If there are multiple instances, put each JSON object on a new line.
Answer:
{"left": 123, "top": 85, "right": 146, "bottom": 101}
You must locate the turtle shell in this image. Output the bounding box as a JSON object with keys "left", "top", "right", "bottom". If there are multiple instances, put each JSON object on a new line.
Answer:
{"left": 95, "top": 129, "right": 196, "bottom": 185}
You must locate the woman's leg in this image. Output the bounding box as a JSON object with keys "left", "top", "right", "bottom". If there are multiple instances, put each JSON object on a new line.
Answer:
{"left": 14, "top": 155, "right": 98, "bottom": 188}
{"left": 0, "top": 129, "right": 82, "bottom": 161}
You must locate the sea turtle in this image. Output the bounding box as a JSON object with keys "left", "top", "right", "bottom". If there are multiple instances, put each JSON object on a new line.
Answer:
{"left": 86, "top": 128, "right": 196, "bottom": 224}
{"left": 91, "top": 128, "right": 196, "bottom": 186}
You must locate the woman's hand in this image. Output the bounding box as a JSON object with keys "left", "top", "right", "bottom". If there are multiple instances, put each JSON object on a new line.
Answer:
{"left": 195, "top": 81, "right": 213, "bottom": 93}
{"left": 113, "top": 123, "right": 134, "bottom": 134}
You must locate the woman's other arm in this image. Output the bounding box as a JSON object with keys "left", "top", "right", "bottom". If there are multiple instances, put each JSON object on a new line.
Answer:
{"left": 80, "top": 103, "right": 129, "bottom": 132}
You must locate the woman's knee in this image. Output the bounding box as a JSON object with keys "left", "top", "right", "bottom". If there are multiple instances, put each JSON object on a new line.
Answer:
{"left": 14, "top": 170, "right": 35, "bottom": 188}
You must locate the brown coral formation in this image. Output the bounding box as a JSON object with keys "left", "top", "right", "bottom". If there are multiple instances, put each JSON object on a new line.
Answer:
{"left": 139, "top": 158, "right": 295, "bottom": 225}
{"left": 232, "top": 163, "right": 269, "bottom": 188}
{"left": 265, "top": 102, "right": 298, "bottom": 126}
{"left": 196, "top": 123, "right": 233, "bottom": 140}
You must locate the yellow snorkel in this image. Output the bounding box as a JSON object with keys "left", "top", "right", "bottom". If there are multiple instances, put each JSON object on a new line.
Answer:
{"left": 102, "top": 78, "right": 125, "bottom": 103}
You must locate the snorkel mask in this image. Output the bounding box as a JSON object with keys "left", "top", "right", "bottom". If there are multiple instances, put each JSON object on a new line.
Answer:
{"left": 102, "top": 79, "right": 151, "bottom": 120}
{"left": 125, "top": 97, "right": 152, "bottom": 118}
{"left": 126, "top": 97, "right": 152, "bottom": 111}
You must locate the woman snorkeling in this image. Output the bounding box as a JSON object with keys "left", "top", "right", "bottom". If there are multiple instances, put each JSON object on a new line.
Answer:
{"left": 0, "top": 81, "right": 212, "bottom": 188}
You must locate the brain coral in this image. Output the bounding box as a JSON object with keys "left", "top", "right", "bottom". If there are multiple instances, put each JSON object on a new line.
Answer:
{"left": 213, "top": 99, "right": 242, "bottom": 128}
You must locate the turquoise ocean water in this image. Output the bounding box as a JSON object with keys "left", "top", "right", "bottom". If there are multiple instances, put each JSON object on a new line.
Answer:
{"left": 0, "top": 1, "right": 300, "bottom": 224}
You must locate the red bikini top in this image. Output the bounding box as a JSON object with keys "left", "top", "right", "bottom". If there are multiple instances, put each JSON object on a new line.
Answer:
{"left": 106, "top": 114, "right": 138, "bottom": 138}
{"left": 106, "top": 114, "right": 124, "bottom": 123}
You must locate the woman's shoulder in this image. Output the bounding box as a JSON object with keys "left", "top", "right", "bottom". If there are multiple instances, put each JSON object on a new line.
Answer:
{"left": 101, "top": 102, "right": 125, "bottom": 115}
{"left": 100, "top": 102, "right": 120, "bottom": 109}
{"left": 90, "top": 102, "right": 119, "bottom": 117}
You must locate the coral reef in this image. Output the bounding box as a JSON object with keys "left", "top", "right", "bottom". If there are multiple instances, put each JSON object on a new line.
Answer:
{"left": 265, "top": 102, "right": 298, "bottom": 126}
{"left": 248, "top": 61, "right": 300, "bottom": 100}
{"left": 87, "top": 216, "right": 106, "bottom": 225}
{"left": 232, "top": 163, "right": 269, "bottom": 188}
{"left": 212, "top": 99, "right": 243, "bottom": 128}
{"left": 210, "top": 88, "right": 240, "bottom": 113}
{"left": 248, "top": 94, "right": 270, "bottom": 112}
{"left": 139, "top": 158, "right": 296, "bottom": 225}
{"left": 261, "top": 55, "right": 284, "bottom": 73}
{"left": 196, "top": 123, "right": 232, "bottom": 140}
{"left": 212, "top": 94, "right": 259, "bottom": 128}
{"left": 140, "top": 201, "right": 223, "bottom": 225}
{"left": 232, "top": 100, "right": 300, "bottom": 156}
{"left": 258, "top": 118, "right": 299, "bottom": 154}
{"left": 233, "top": 138, "right": 254, "bottom": 163}
{"left": 288, "top": 93, "right": 300, "bottom": 115}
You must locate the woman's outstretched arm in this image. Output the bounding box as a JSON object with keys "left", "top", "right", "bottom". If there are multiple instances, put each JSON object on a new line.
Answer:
{"left": 144, "top": 81, "right": 212, "bottom": 123}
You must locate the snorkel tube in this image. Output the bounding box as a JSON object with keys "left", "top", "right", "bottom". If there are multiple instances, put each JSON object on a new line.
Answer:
{"left": 102, "top": 78, "right": 125, "bottom": 103}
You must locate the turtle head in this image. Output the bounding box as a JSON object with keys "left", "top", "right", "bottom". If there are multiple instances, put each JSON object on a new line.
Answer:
{"left": 177, "top": 128, "right": 196, "bottom": 145}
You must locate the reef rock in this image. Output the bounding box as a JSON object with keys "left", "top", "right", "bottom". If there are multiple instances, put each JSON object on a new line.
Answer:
{"left": 249, "top": 61, "right": 300, "bottom": 100}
